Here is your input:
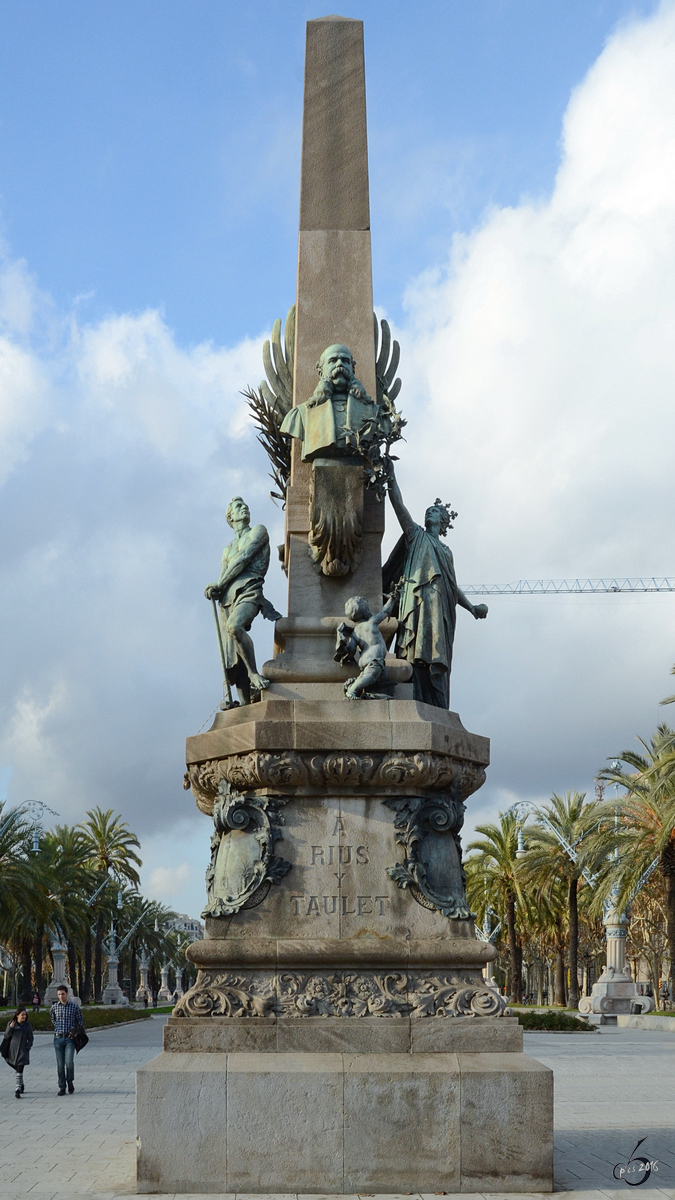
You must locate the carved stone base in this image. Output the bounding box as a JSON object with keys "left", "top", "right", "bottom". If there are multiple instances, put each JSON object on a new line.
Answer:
{"left": 137, "top": 1048, "right": 553, "bottom": 1193}
{"left": 144, "top": 694, "right": 555, "bottom": 1195}
{"left": 163, "top": 1013, "right": 523, "bottom": 1054}
{"left": 173, "top": 967, "right": 507, "bottom": 1020}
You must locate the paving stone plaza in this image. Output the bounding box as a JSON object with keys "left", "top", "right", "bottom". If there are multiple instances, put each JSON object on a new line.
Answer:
{"left": 1, "top": 1016, "right": 673, "bottom": 1200}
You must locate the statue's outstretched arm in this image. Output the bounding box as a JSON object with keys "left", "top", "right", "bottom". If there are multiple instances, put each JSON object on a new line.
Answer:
{"left": 372, "top": 584, "right": 401, "bottom": 626}
{"left": 387, "top": 466, "right": 416, "bottom": 537}
{"left": 457, "top": 586, "right": 488, "bottom": 620}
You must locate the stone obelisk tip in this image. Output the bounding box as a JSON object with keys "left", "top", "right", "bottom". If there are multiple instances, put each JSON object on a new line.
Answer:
{"left": 299, "top": 16, "right": 369, "bottom": 232}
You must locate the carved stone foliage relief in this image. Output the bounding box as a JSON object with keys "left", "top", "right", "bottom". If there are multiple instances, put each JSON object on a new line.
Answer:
{"left": 174, "top": 968, "right": 507, "bottom": 1019}
{"left": 202, "top": 783, "right": 292, "bottom": 918}
{"left": 384, "top": 791, "right": 473, "bottom": 920}
{"left": 186, "top": 750, "right": 487, "bottom": 813}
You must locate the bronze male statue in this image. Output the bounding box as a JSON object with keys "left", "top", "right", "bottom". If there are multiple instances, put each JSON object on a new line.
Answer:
{"left": 205, "top": 498, "right": 280, "bottom": 706}
{"left": 383, "top": 467, "right": 487, "bottom": 709}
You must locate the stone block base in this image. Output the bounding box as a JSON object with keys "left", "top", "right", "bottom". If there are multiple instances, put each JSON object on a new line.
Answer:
{"left": 163, "top": 1014, "right": 523, "bottom": 1053}
{"left": 136, "top": 1049, "right": 553, "bottom": 1194}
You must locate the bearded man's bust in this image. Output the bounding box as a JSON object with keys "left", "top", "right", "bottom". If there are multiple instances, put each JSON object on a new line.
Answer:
{"left": 281, "top": 343, "right": 385, "bottom": 461}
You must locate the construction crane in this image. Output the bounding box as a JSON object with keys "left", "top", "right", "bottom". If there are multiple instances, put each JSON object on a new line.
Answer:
{"left": 462, "top": 577, "right": 675, "bottom": 595}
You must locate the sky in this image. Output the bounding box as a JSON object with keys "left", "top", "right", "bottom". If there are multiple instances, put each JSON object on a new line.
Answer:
{"left": 1, "top": 0, "right": 674, "bottom": 919}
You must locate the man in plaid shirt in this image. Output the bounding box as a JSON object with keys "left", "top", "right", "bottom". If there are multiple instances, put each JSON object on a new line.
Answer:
{"left": 50, "top": 985, "right": 83, "bottom": 1095}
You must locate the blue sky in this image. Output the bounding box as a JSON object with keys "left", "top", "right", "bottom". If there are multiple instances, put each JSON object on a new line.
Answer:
{"left": 0, "top": 1, "right": 659, "bottom": 344}
{"left": 1, "top": 1, "right": 674, "bottom": 918}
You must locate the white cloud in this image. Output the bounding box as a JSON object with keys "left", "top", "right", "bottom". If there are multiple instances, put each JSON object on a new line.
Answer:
{"left": 148, "top": 863, "right": 192, "bottom": 896}
{"left": 0, "top": 332, "right": 50, "bottom": 486}
{"left": 394, "top": 1, "right": 675, "bottom": 834}
{"left": 0, "top": 261, "right": 284, "bottom": 834}
{"left": 141, "top": 821, "right": 212, "bottom": 916}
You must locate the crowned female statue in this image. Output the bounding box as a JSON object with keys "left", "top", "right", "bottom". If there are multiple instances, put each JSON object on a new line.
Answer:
{"left": 382, "top": 467, "right": 487, "bottom": 709}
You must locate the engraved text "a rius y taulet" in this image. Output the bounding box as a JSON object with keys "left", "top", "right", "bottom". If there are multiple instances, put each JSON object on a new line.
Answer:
{"left": 310, "top": 845, "right": 369, "bottom": 865}
{"left": 290, "top": 895, "right": 389, "bottom": 916}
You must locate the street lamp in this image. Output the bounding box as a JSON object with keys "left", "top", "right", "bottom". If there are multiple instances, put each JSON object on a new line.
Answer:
{"left": 24, "top": 800, "right": 59, "bottom": 852}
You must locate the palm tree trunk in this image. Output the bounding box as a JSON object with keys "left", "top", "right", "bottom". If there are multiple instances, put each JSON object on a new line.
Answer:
{"left": 34, "top": 924, "right": 45, "bottom": 999}
{"left": 130, "top": 945, "right": 137, "bottom": 1000}
{"left": 506, "top": 893, "right": 517, "bottom": 1000}
{"left": 84, "top": 928, "right": 92, "bottom": 1002}
{"left": 554, "top": 944, "right": 566, "bottom": 1006}
{"left": 662, "top": 841, "right": 675, "bottom": 998}
{"left": 568, "top": 877, "right": 579, "bottom": 1008}
{"left": 21, "top": 939, "right": 32, "bottom": 1002}
{"left": 515, "top": 940, "right": 523, "bottom": 1002}
{"left": 94, "top": 910, "right": 104, "bottom": 1002}
{"left": 67, "top": 940, "right": 77, "bottom": 996}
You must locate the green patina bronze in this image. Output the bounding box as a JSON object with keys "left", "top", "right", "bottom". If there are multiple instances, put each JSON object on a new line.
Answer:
{"left": 383, "top": 466, "right": 488, "bottom": 709}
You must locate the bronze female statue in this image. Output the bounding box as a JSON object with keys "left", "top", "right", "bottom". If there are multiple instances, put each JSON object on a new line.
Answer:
{"left": 383, "top": 467, "right": 487, "bottom": 709}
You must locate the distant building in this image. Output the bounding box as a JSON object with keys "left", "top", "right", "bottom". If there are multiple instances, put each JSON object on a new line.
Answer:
{"left": 166, "top": 913, "right": 204, "bottom": 941}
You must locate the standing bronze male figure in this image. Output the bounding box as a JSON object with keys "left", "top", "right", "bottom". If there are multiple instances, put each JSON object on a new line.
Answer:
{"left": 383, "top": 467, "right": 487, "bottom": 709}
{"left": 205, "top": 497, "right": 280, "bottom": 706}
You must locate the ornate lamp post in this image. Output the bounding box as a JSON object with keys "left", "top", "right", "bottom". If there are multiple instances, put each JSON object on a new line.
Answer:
{"left": 101, "top": 922, "right": 127, "bottom": 1005}
{"left": 157, "top": 963, "right": 172, "bottom": 1003}
{"left": 136, "top": 947, "right": 151, "bottom": 1003}
{"left": 44, "top": 938, "right": 79, "bottom": 1004}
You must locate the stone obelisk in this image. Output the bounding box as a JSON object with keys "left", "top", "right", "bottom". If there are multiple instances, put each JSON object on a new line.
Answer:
{"left": 267, "top": 15, "right": 387, "bottom": 682}
{"left": 136, "top": 16, "right": 553, "bottom": 1195}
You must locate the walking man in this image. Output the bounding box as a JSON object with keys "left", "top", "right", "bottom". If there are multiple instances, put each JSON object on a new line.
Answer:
{"left": 50, "top": 984, "right": 83, "bottom": 1095}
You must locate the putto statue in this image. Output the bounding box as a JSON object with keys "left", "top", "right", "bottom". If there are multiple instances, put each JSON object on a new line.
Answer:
{"left": 281, "top": 343, "right": 392, "bottom": 462}
{"left": 205, "top": 498, "right": 280, "bottom": 707}
{"left": 334, "top": 586, "right": 400, "bottom": 700}
{"left": 383, "top": 467, "right": 487, "bottom": 709}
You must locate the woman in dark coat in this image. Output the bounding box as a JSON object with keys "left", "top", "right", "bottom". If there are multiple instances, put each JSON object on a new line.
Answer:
{"left": 2, "top": 1007, "right": 34, "bottom": 1098}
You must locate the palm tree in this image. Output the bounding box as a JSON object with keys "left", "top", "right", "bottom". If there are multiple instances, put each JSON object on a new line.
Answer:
{"left": 0, "top": 802, "right": 31, "bottom": 929}
{"left": 44, "top": 825, "right": 97, "bottom": 997}
{"left": 0, "top": 802, "right": 37, "bottom": 1001}
{"left": 600, "top": 725, "right": 675, "bottom": 996}
{"left": 467, "top": 812, "right": 528, "bottom": 1002}
{"left": 521, "top": 792, "right": 605, "bottom": 1009}
{"left": 624, "top": 874, "right": 668, "bottom": 1004}
{"left": 79, "top": 808, "right": 142, "bottom": 1001}
{"left": 114, "top": 891, "right": 175, "bottom": 999}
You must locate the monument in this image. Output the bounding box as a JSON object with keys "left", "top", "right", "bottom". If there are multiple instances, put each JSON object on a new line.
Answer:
{"left": 578, "top": 886, "right": 653, "bottom": 1022}
{"left": 137, "top": 16, "right": 553, "bottom": 1194}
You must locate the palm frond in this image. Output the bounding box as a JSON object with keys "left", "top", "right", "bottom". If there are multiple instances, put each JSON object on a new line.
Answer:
{"left": 242, "top": 384, "right": 291, "bottom": 505}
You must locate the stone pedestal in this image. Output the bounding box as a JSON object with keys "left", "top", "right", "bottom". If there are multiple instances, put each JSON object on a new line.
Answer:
{"left": 157, "top": 964, "right": 172, "bottom": 1004}
{"left": 44, "top": 940, "right": 80, "bottom": 1006}
{"left": 102, "top": 951, "right": 128, "bottom": 1006}
{"left": 136, "top": 952, "right": 151, "bottom": 1003}
{"left": 578, "top": 898, "right": 652, "bottom": 1022}
{"left": 137, "top": 691, "right": 553, "bottom": 1193}
{"left": 138, "top": 1030, "right": 552, "bottom": 1195}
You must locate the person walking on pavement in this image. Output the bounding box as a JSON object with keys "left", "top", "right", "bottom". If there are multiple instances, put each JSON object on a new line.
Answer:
{"left": 32, "top": 991, "right": 40, "bottom": 1015}
{"left": 50, "top": 984, "right": 83, "bottom": 1095}
{"left": 1, "top": 1007, "right": 34, "bottom": 1098}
